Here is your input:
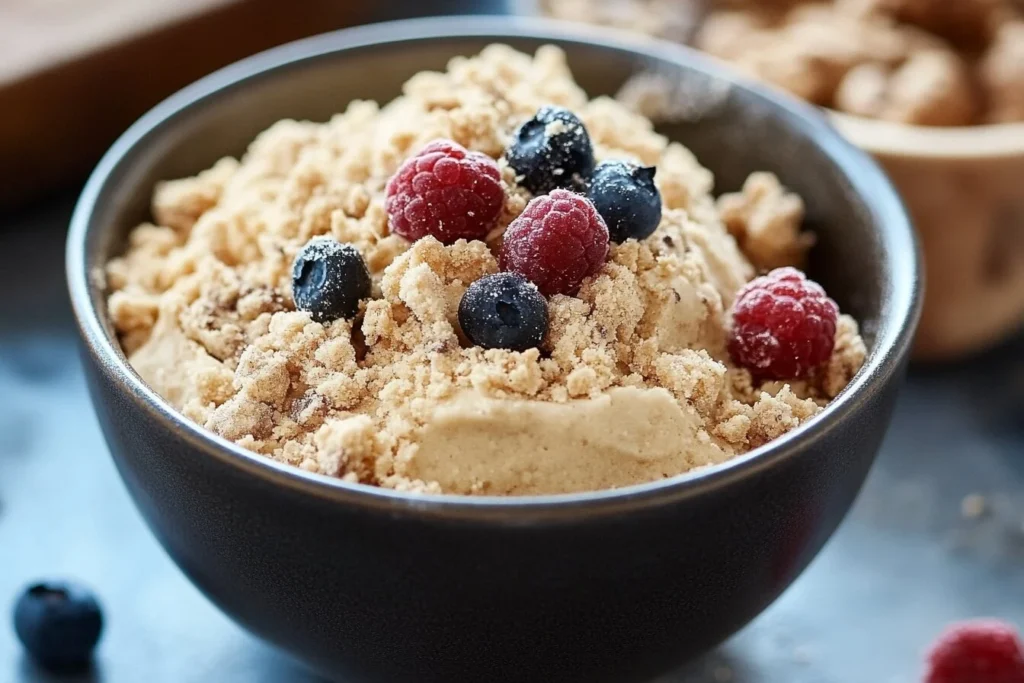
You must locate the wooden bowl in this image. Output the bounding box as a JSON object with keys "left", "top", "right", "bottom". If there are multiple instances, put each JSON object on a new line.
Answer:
{"left": 832, "top": 115, "right": 1024, "bottom": 360}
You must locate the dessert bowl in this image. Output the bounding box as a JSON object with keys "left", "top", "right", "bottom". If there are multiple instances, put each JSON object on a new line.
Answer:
{"left": 67, "top": 16, "right": 921, "bottom": 683}
{"left": 830, "top": 114, "right": 1024, "bottom": 361}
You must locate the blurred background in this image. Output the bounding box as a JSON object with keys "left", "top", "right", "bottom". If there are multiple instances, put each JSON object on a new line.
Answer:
{"left": 0, "top": 0, "right": 511, "bottom": 209}
{"left": 1, "top": 1, "right": 1022, "bottom": 682}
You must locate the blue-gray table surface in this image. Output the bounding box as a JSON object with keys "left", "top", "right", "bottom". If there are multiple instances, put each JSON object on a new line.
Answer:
{"left": 1, "top": 195, "right": 1022, "bottom": 683}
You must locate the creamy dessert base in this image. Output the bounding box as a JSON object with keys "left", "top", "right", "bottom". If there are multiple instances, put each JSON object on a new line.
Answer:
{"left": 106, "top": 45, "right": 866, "bottom": 496}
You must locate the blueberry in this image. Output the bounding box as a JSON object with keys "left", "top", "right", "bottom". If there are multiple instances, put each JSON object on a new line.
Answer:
{"left": 586, "top": 161, "right": 662, "bottom": 243}
{"left": 506, "top": 106, "right": 596, "bottom": 194}
{"left": 458, "top": 273, "right": 548, "bottom": 351}
{"left": 292, "top": 238, "right": 372, "bottom": 322}
{"left": 14, "top": 581, "right": 103, "bottom": 669}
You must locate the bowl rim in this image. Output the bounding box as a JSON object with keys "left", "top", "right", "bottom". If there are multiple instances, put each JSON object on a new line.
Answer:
{"left": 66, "top": 15, "right": 922, "bottom": 521}
{"left": 830, "top": 111, "right": 1024, "bottom": 159}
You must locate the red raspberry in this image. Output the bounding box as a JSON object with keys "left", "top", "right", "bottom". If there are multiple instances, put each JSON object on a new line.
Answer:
{"left": 499, "top": 189, "right": 609, "bottom": 296}
{"left": 925, "top": 620, "right": 1024, "bottom": 683}
{"left": 385, "top": 139, "right": 504, "bottom": 245}
{"left": 728, "top": 267, "right": 838, "bottom": 380}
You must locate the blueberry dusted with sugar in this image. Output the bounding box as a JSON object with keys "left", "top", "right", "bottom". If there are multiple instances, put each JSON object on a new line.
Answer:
{"left": 14, "top": 581, "right": 104, "bottom": 670}
{"left": 292, "top": 238, "right": 371, "bottom": 322}
{"left": 506, "top": 106, "right": 596, "bottom": 194}
{"left": 587, "top": 161, "right": 662, "bottom": 243}
{"left": 458, "top": 273, "right": 549, "bottom": 352}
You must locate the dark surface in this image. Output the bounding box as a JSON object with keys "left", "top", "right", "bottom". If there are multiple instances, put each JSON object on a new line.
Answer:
{"left": 4, "top": 197, "right": 1023, "bottom": 683}
{"left": 63, "top": 19, "right": 917, "bottom": 683}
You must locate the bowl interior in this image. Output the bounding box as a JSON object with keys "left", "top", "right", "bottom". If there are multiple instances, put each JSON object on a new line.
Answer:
{"left": 71, "top": 18, "right": 919, "bottom": 504}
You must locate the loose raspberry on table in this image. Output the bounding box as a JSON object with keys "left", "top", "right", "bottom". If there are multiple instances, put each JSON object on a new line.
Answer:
{"left": 728, "top": 266, "right": 838, "bottom": 380}
{"left": 385, "top": 139, "right": 504, "bottom": 245}
{"left": 499, "top": 189, "right": 609, "bottom": 296}
{"left": 925, "top": 620, "right": 1024, "bottom": 683}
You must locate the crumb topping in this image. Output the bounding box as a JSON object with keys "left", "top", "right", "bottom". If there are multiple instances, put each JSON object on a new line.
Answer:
{"left": 106, "top": 45, "right": 866, "bottom": 495}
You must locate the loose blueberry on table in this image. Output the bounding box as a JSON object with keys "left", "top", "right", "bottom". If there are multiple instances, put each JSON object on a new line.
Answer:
{"left": 13, "top": 581, "right": 104, "bottom": 670}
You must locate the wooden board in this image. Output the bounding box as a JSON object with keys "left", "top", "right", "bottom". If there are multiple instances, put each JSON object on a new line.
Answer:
{"left": 0, "top": 0, "right": 372, "bottom": 209}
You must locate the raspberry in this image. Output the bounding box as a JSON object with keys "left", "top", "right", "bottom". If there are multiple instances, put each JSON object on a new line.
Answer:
{"left": 728, "top": 267, "right": 838, "bottom": 380}
{"left": 499, "top": 189, "right": 609, "bottom": 296}
{"left": 925, "top": 620, "right": 1024, "bottom": 683}
{"left": 385, "top": 139, "right": 504, "bottom": 245}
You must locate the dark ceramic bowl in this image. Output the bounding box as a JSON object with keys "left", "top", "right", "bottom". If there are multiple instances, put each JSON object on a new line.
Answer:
{"left": 67, "top": 16, "right": 921, "bottom": 683}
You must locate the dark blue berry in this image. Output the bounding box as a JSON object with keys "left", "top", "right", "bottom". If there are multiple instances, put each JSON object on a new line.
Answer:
{"left": 458, "top": 273, "right": 548, "bottom": 351}
{"left": 292, "top": 238, "right": 371, "bottom": 322}
{"left": 506, "top": 106, "right": 596, "bottom": 194}
{"left": 586, "top": 161, "right": 662, "bottom": 243}
{"left": 14, "top": 581, "right": 103, "bottom": 669}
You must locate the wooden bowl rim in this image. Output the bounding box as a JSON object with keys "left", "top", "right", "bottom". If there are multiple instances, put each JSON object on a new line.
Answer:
{"left": 831, "top": 111, "right": 1024, "bottom": 160}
